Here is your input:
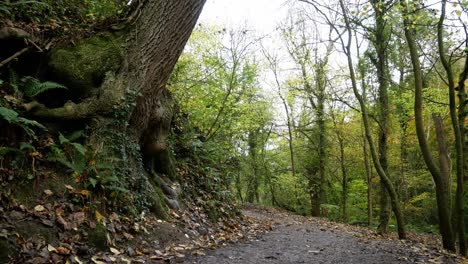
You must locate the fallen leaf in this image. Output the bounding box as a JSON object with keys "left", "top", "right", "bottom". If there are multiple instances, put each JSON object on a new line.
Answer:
{"left": 91, "top": 256, "right": 106, "bottom": 264}
{"left": 76, "top": 189, "right": 90, "bottom": 196}
{"left": 57, "top": 215, "right": 70, "bottom": 230}
{"left": 193, "top": 250, "right": 206, "bottom": 256}
{"left": 72, "top": 212, "right": 86, "bottom": 225}
{"left": 40, "top": 219, "right": 54, "bottom": 227}
{"left": 110, "top": 247, "right": 121, "bottom": 255}
{"left": 95, "top": 210, "right": 104, "bottom": 223}
{"left": 34, "top": 205, "right": 45, "bottom": 212}
{"left": 73, "top": 256, "right": 83, "bottom": 264}
{"left": 43, "top": 189, "right": 53, "bottom": 196}
{"left": 121, "top": 257, "right": 131, "bottom": 264}
{"left": 47, "top": 244, "right": 57, "bottom": 253}
{"left": 123, "top": 232, "right": 134, "bottom": 240}
{"left": 56, "top": 246, "right": 70, "bottom": 255}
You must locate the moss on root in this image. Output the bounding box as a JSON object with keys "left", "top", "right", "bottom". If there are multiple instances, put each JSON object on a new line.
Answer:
{"left": 153, "top": 183, "right": 169, "bottom": 219}
{"left": 87, "top": 223, "right": 108, "bottom": 251}
{"left": 47, "top": 33, "right": 124, "bottom": 96}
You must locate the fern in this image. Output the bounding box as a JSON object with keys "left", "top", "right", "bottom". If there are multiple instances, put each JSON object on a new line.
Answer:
{"left": 0, "top": 4, "right": 11, "bottom": 15}
{"left": 0, "top": 106, "right": 46, "bottom": 139}
{"left": 20, "top": 76, "right": 67, "bottom": 98}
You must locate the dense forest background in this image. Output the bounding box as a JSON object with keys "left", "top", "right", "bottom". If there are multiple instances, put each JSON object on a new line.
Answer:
{"left": 0, "top": 0, "right": 467, "bottom": 261}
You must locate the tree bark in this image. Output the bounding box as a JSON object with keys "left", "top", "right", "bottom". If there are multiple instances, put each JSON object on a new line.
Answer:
{"left": 362, "top": 128, "right": 373, "bottom": 226}
{"left": 370, "top": 0, "right": 391, "bottom": 234}
{"left": 400, "top": 0, "right": 455, "bottom": 250}
{"left": 31, "top": 0, "right": 207, "bottom": 216}
{"left": 436, "top": 0, "right": 466, "bottom": 254}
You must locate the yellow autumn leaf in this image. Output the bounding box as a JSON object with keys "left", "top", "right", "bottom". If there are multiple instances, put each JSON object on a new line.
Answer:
{"left": 95, "top": 210, "right": 104, "bottom": 223}
{"left": 77, "top": 189, "right": 90, "bottom": 196}
{"left": 29, "top": 151, "right": 40, "bottom": 157}
{"left": 73, "top": 171, "right": 81, "bottom": 183}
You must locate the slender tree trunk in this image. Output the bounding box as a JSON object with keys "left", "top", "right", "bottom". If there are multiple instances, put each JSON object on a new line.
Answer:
{"left": 368, "top": 0, "right": 392, "bottom": 234}
{"left": 338, "top": 0, "right": 406, "bottom": 239}
{"left": 433, "top": 114, "right": 457, "bottom": 250}
{"left": 338, "top": 127, "right": 347, "bottom": 222}
{"left": 437, "top": 0, "right": 467, "bottom": 255}
{"left": 363, "top": 132, "right": 373, "bottom": 226}
{"left": 246, "top": 132, "right": 259, "bottom": 203}
{"left": 316, "top": 64, "right": 327, "bottom": 217}
{"left": 400, "top": 0, "right": 455, "bottom": 250}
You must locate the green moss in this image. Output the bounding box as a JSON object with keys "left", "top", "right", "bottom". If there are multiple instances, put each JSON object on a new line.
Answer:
{"left": 14, "top": 184, "right": 33, "bottom": 206}
{"left": 88, "top": 223, "right": 107, "bottom": 251}
{"left": 156, "top": 185, "right": 169, "bottom": 216}
{"left": 207, "top": 201, "right": 220, "bottom": 221}
{"left": 48, "top": 33, "right": 125, "bottom": 96}
{"left": 16, "top": 221, "right": 58, "bottom": 244}
{"left": 0, "top": 238, "right": 17, "bottom": 262}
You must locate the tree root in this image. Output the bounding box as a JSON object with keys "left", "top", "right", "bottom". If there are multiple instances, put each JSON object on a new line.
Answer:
{"left": 24, "top": 73, "right": 125, "bottom": 120}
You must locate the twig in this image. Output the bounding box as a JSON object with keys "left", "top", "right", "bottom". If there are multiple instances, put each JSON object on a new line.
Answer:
{"left": 0, "top": 47, "right": 28, "bottom": 68}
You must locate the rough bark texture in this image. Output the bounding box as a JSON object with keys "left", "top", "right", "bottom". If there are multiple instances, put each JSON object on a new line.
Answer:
{"left": 30, "top": 0, "right": 207, "bottom": 216}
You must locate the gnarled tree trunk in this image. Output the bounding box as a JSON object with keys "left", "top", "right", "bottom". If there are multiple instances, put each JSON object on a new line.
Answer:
{"left": 31, "top": 0, "right": 207, "bottom": 216}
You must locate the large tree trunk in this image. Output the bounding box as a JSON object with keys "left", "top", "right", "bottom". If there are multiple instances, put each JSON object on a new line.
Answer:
{"left": 31, "top": 0, "right": 207, "bottom": 216}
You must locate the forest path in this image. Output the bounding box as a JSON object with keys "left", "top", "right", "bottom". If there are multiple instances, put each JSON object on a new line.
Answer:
{"left": 182, "top": 205, "right": 460, "bottom": 264}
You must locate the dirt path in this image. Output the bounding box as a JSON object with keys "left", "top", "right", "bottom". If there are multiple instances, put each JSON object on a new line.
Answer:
{"left": 182, "top": 206, "right": 460, "bottom": 264}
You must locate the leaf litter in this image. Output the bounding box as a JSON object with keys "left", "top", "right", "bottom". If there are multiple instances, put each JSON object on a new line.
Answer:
{"left": 0, "top": 184, "right": 465, "bottom": 264}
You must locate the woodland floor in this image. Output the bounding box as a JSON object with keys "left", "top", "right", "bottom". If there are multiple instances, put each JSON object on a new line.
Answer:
{"left": 181, "top": 205, "right": 464, "bottom": 264}
{"left": 2, "top": 201, "right": 466, "bottom": 263}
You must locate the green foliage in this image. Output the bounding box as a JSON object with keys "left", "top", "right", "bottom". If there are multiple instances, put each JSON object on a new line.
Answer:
{"left": 1, "top": 0, "right": 127, "bottom": 27}
{"left": 18, "top": 76, "right": 67, "bottom": 98}
{"left": 0, "top": 106, "right": 46, "bottom": 139}
{"left": 46, "top": 132, "right": 86, "bottom": 176}
{"left": 0, "top": 1, "right": 49, "bottom": 17}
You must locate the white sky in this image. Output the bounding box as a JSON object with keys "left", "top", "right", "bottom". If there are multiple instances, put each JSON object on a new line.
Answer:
{"left": 199, "top": 0, "right": 288, "bottom": 34}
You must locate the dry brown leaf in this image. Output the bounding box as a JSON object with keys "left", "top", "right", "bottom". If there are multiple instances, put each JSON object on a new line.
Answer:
{"left": 123, "top": 232, "right": 134, "bottom": 240}
{"left": 193, "top": 250, "right": 206, "bottom": 256}
{"left": 56, "top": 246, "right": 70, "bottom": 255}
